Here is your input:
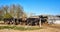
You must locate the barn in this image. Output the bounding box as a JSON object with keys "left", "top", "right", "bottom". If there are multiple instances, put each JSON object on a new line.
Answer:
{"left": 47, "top": 15, "right": 60, "bottom": 24}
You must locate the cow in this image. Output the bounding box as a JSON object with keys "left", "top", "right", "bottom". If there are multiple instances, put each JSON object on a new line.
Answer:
{"left": 25, "top": 16, "right": 48, "bottom": 26}
{"left": 26, "top": 18, "right": 40, "bottom": 26}
{"left": 40, "top": 16, "right": 48, "bottom": 24}
{"left": 4, "top": 18, "right": 13, "bottom": 24}
{"left": 13, "top": 18, "right": 27, "bottom": 25}
{"left": 12, "top": 18, "right": 23, "bottom": 25}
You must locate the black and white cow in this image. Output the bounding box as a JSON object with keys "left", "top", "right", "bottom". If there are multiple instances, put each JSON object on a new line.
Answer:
{"left": 13, "top": 18, "right": 27, "bottom": 25}
{"left": 26, "top": 18, "right": 40, "bottom": 26}
{"left": 25, "top": 16, "right": 48, "bottom": 26}
{"left": 4, "top": 18, "right": 13, "bottom": 24}
{"left": 12, "top": 18, "right": 22, "bottom": 25}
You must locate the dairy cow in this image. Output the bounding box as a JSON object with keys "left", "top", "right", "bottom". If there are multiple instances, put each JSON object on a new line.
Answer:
{"left": 4, "top": 18, "right": 13, "bottom": 24}
{"left": 26, "top": 18, "right": 40, "bottom": 26}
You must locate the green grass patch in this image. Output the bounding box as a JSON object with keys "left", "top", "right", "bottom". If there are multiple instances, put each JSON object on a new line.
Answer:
{"left": 0, "top": 26, "right": 42, "bottom": 30}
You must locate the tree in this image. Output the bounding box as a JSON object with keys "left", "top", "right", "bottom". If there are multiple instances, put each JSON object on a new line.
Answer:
{"left": 10, "top": 4, "right": 16, "bottom": 17}
{"left": 0, "top": 7, "right": 4, "bottom": 20}
{"left": 3, "top": 13, "right": 13, "bottom": 18}
{"left": 0, "top": 4, "right": 27, "bottom": 20}
{"left": 16, "top": 4, "right": 24, "bottom": 18}
{"left": 3, "top": 5, "right": 9, "bottom": 14}
{"left": 1, "top": 5, "right": 13, "bottom": 19}
{"left": 10, "top": 4, "right": 26, "bottom": 18}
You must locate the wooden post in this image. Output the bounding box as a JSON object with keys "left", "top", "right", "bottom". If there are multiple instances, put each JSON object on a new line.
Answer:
{"left": 39, "top": 18, "right": 41, "bottom": 27}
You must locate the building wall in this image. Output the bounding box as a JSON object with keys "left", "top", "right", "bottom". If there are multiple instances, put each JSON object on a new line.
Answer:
{"left": 53, "top": 20, "right": 60, "bottom": 24}
{"left": 48, "top": 16, "right": 60, "bottom": 24}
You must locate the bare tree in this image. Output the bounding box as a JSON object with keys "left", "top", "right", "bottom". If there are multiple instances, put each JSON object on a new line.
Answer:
{"left": 10, "top": 4, "right": 25, "bottom": 18}
{"left": 10, "top": 4, "right": 16, "bottom": 18}
{"left": 16, "top": 4, "right": 24, "bottom": 18}
{"left": 3, "top": 5, "right": 9, "bottom": 14}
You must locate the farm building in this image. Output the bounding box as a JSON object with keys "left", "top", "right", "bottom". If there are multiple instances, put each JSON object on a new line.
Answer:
{"left": 47, "top": 15, "right": 60, "bottom": 24}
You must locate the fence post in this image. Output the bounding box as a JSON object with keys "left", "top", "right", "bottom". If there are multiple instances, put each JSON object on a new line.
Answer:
{"left": 39, "top": 18, "right": 41, "bottom": 27}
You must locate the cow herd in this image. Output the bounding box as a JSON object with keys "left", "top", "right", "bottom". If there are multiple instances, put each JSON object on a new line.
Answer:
{"left": 3, "top": 16, "right": 48, "bottom": 26}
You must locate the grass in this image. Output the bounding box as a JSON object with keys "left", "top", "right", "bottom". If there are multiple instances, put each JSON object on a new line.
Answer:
{"left": 0, "top": 25, "right": 42, "bottom": 30}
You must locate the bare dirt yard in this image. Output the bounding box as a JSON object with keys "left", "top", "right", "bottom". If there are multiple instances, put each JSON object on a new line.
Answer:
{"left": 0, "top": 21, "right": 60, "bottom": 32}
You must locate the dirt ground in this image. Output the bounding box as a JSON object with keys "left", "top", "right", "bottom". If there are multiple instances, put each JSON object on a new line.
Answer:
{"left": 0, "top": 24, "right": 60, "bottom": 32}
{"left": 0, "top": 27, "right": 60, "bottom": 32}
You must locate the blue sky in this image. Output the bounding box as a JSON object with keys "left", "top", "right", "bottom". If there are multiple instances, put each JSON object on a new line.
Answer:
{"left": 0, "top": 0, "right": 60, "bottom": 15}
